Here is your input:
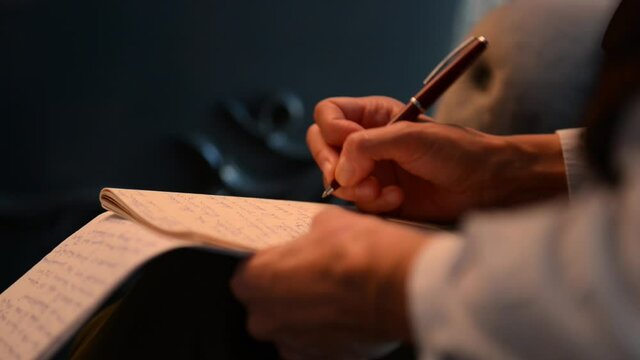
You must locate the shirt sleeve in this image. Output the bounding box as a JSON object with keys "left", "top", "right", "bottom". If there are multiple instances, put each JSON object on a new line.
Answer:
{"left": 556, "top": 128, "right": 588, "bottom": 198}
{"left": 408, "top": 130, "right": 640, "bottom": 359}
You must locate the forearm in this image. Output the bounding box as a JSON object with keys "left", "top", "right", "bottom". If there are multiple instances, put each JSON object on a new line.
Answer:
{"left": 481, "top": 133, "right": 569, "bottom": 208}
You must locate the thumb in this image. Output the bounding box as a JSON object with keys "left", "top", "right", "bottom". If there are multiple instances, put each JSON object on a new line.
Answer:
{"left": 335, "top": 122, "right": 430, "bottom": 186}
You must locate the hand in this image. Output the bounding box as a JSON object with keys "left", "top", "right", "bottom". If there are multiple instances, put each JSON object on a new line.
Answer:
{"left": 231, "top": 208, "right": 430, "bottom": 360}
{"left": 308, "top": 96, "right": 568, "bottom": 222}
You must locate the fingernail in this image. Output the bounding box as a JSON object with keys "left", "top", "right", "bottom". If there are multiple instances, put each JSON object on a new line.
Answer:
{"left": 335, "top": 159, "right": 355, "bottom": 185}
{"left": 322, "top": 160, "right": 333, "bottom": 176}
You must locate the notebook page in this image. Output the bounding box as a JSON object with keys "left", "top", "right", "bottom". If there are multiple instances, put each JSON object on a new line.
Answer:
{"left": 0, "top": 213, "right": 191, "bottom": 360}
{"left": 100, "top": 188, "right": 333, "bottom": 251}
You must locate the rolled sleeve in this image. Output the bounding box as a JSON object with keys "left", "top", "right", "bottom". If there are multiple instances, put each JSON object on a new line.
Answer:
{"left": 556, "top": 128, "right": 587, "bottom": 197}
{"left": 408, "top": 233, "right": 463, "bottom": 352}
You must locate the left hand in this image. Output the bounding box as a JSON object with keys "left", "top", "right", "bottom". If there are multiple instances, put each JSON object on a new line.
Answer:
{"left": 231, "top": 207, "right": 431, "bottom": 360}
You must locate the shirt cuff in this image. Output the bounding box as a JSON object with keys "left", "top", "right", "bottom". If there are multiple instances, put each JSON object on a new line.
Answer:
{"left": 556, "top": 128, "right": 587, "bottom": 198}
{"left": 407, "top": 232, "right": 464, "bottom": 359}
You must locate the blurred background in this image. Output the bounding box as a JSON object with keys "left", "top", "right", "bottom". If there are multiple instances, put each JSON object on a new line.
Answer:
{"left": 1, "top": 0, "right": 476, "bottom": 290}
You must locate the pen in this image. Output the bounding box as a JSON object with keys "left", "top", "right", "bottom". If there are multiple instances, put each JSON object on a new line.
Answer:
{"left": 322, "top": 35, "right": 489, "bottom": 198}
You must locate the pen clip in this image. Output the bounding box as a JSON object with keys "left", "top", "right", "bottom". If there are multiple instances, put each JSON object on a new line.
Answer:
{"left": 422, "top": 36, "right": 486, "bottom": 85}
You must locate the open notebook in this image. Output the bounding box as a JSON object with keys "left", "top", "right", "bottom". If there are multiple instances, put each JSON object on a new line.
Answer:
{"left": 0, "top": 188, "right": 334, "bottom": 359}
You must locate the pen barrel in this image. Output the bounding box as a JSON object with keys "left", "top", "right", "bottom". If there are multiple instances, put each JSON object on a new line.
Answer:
{"left": 413, "top": 38, "right": 487, "bottom": 113}
{"left": 326, "top": 37, "right": 487, "bottom": 197}
{"left": 389, "top": 104, "right": 422, "bottom": 123}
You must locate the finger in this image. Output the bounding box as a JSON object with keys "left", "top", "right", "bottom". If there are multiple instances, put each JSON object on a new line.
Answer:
{"left": 230, "top": 248, "right": 284, "bottom": 302}
{"left": 314, "top": 98, "right": 364, "bottom": 146}
{"left": 308, "top": 207, "right": 375, "bottom": 242}
{"left": 232, "top": 234, "right": 325, "bottom": 302}
{"left": 351, "top": 176, "right": 382, "bottom": 203}
{"left": 354, "top": 185, "right": 404, "bottom": 214}
{"left": 316, "top": 96, "right": 405, "bottom": 127}
{"left": 314, "top": 96, "right": 404, "bottom": 146}
{"left": 229, "top": 258, "right": 251, "bottom": 301}
{"left": 335, "top": 122, "right": 429, "bottom": 186}
{"left": 306, "top": 124, "right": 339, "bottom": 185}
{"left": 329, "top": 184, "right": 357, "bottom": 202}
{"left": 310, "top": 207, "right": 358, "bottom": 231}
{"left": 326, "top": 176, "right": 382, "bottom": 205}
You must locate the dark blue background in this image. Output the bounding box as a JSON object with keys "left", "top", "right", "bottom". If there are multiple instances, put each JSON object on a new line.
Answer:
{"left": 1, "top": 0, "right": 458, "bottom": 290}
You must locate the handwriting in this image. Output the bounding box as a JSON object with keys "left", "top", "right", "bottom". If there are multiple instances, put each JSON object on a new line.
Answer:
{"left": 0, "top": 213, "right": 186, "bottom": 359}
{"left": 102, "top": 189, "right": 334, "bottom": 251}
{"left": 1, "top": 190, "right": 335, "bottom": 359}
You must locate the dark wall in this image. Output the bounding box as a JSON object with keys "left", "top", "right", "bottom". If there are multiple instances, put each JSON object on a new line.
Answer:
{"left": 1, "top": 0, "right": 458, "bottom": 289}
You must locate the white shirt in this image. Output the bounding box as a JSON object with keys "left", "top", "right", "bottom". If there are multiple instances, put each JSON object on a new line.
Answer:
{"left": 408, "top": 103, "right": 640, "bottom": 359}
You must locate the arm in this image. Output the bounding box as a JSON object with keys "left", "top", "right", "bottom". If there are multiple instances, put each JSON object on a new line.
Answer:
{"left": 409, "top": 135, "right": 640, "bottom": 359}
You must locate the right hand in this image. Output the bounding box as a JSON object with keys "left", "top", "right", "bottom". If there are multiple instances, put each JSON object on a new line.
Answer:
{"left": 307, "top": 96, "right": 567, "bottom": 222}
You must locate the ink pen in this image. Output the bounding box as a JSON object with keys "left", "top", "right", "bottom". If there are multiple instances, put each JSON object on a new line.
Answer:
{"left": 322, "top": 35, "right": 489, "bottom": 198}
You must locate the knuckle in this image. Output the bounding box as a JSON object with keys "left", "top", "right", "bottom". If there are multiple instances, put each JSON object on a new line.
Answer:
{"left": 343, "top": 131, "right": 368, "bottom": 155}
{"left": 312, "top": 101, "right": 324, "bottom": 121}
{"left": 390, "top": 122, "right": 426, "bottom": 144}
{"left": 306, "top": 126, "right": 323, "bottom": 156}
{"left": 393, "top": 120, "right": 413, "bottom": 131}
{"left": 313, "top": 98, "right": 335, "bottom": 122}
{"left": 311, "top": 147, "right": 328, "bottom": 165}
{"left": 311, "top": 208, "right": 343, "bottom": 228}
{"left": 306, "top": 123, "right": 318, "bottom": 143}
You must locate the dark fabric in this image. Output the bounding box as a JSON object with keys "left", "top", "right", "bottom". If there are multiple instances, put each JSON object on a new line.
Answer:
{"left": 68, "top": 249, "right": 279, "bottom": 360}
{"left": 67, "top": 248, "right": 416, "bottom": 359}
{"left": 600, "top": 0, "right": 640, "bottom": 58}
{"left": 584, "top": 0, "right": 640, "bottom": 184}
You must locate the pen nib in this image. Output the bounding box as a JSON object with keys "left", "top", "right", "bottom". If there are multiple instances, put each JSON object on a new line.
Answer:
{"left": 321, "top": 186, "right": 335, "bottom": 199}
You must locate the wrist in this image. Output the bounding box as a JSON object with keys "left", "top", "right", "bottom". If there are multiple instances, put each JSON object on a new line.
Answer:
{"left": 482, "top": 133, "right": 568, "bottom": 207}
{"left": 374, "top": 227, "right": 431, "bottom": 341}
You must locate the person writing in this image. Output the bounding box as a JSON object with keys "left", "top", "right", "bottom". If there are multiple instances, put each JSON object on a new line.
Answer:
{"left": 231, "top": 1, "right": 640, "bottom": 359}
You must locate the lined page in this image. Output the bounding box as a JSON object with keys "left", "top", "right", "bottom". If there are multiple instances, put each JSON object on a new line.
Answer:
{"left": 0, "top": 213, "right": 191, "bottom": 360}
{"left": 1, "top": 191, "right": 335, "bottom": 359}
{"left": 101, "top": 189, "right": 333, "bottom": 251}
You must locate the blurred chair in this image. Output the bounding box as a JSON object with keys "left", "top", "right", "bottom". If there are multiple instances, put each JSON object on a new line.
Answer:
{"left": 437, "top": 0, "right": 618, "bottom": 134}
